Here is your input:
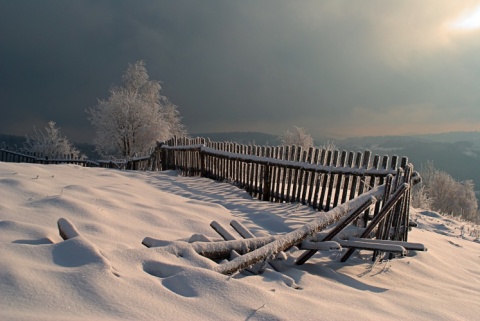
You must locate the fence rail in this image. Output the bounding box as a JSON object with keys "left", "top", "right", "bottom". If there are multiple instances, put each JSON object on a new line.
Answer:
{"left": 0, "top": 147, "right": 155, "bottom": 169}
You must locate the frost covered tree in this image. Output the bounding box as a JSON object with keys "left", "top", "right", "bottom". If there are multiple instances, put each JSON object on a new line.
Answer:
{"left": 412, "top": 161, "right": 479, "bottom": 222}
{"left": 23, "top": 121, "right": 81, "bottom": 159}
{"left": 279, "top": 126, "right": 314, "bottom": 150}
{"left": 160, "top": 97, "right": 188, "bottom": 138}
{"left": 87, "top": 61, "right": 187, "bottom": 158}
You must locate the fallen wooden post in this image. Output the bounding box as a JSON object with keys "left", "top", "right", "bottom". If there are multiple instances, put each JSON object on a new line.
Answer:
{"left": 142, "top": 235, "right": 277, "bottom": 260}
{"left": 230, "top": 220, "right": 256, "bottom": 239}
{"left": 341, "top": 183, "right": 409, "bottom": 262}
{"left": 214, "top": 185, "right": 386, "bottom": 275}
{"left": 210, "top": 221, "right": 238, "bottom": 241}
{"left": 295, "top": 195, "right": 377, "bottom": 265}
{"left": 300, "top": 240, "right": 342, "bottom": 251}
{"left": 229, "top": 220, "right": 285, "bottom": 273}
{"left": 336, "top": 239, "right": 407, "bottom": 255}
{"left": 347, "top": 237, "right": 427, "bottom": 251}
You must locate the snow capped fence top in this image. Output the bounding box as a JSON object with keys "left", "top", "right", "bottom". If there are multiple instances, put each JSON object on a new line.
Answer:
{"left": 155, "top": 136, "right": 421, "bottom": 265}
{"left": 158, "top": 136, "right": 419, "bottom": 209}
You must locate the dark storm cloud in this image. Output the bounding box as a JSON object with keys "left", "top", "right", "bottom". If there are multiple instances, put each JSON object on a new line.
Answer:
{"left": 1, "top": 1, "right": 479, "bottom": 142}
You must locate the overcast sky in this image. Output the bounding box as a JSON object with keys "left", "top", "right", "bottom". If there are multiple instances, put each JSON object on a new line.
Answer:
{"left": 1, "top": 1, "right": 480, "bottom": 143}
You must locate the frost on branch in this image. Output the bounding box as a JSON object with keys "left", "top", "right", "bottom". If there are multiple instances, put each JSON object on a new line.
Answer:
{"left": 23, "top": 121, "right": 81, "bottom": 159}
{"left": 279, "top": 126, "right": 314, "bottom": 150}
{"left": 87, "top": 61, "right": 187, "bottom": 158}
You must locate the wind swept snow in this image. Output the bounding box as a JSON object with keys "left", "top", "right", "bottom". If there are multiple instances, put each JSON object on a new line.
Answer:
{"left": 0, "top": 163, "right": 479, "bottom": 320}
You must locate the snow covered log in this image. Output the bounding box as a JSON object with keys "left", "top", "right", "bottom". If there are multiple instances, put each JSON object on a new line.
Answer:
{"left": 213, "top": 185, "right": 385, "bottom": 275}
{"left": 143, "top": 235, "right": 277, "bottom": 259}
{"left": 299, "top": 240, "right": 342, "bottom": 251}
{"left": 336, "top": 239, "right": 407, "bottom": 254}
{"left": 347, "top": 237, "right": 427, "bottom": 251}
{"left": 210, "top": 221, "right": 238, "bottom": 240}
{"left": 295, "top": 194, "right": 377, "bottom": 265}
{"left": 230, "top": 220, "right": 256, "bottom": 239}
{"left": 341, "top": 183, "right": 409, "bottom": 262}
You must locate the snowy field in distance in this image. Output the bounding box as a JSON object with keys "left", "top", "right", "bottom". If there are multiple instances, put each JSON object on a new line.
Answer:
{"left": 0, "top": 163, "right": 479, "bottom": 320}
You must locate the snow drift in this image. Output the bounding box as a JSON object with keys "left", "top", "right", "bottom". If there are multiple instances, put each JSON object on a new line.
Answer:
{"left": 0, "top": 163, "right": 479, "bottom": 320}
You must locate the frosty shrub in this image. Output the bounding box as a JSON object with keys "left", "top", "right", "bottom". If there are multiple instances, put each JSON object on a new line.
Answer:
{"left": 23, "top": 121, "right": 81, "bottom": 159}
{"left": 413, "top": 161, "right": 479, "bottom": 222}
{"left": 280, "top": 126, "right": 314, "bottom": 150}
{"left": 411, "top": 184, "right": 432, "bottom": 210}
{"left": 87, "top": 61, "right": 187, "bottom": 158}
{"left": 320, "top": 140, "right": 336, "bottom": 152}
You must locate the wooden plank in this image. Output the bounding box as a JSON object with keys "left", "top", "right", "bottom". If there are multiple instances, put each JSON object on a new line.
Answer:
{"left": 262, "top": 147, "right": 272, "bottom": 202}
{"left": 313, "top": 149, "right": 327, "bottom": 209}
{"left": 319, "top": 150, "right": 333, "bottom": 210}
{"left": 333, "top": 150, "right": 347, "bottom": 208}
{"left": 341, "top": 182, "right": 409, "bottom": 262}
{"left": 307, "top": 148, "right": 320, "bottom": 206}
{"left": 215, "top": 184, "right": 386, "bottom": 275}
{"left": 274, "top": 146, "right": 285, "bottom": 202}
{"left": 348, "top": 237, "right": 427, "bottom": 251}
{"left": 341, "top": 151, "right": 355, "bottom": 204}
{"left": 285, "top": 146, "right": 296, "bottom": 203}
{"left": 291, "top": 146, "right": 302, "bottom": 203}
{"left": 337, "top": 239, "right": 406, "bottom": 254}
{"left": 295, "top": 195, "right": 376, "bottom": 265}
{"left": 230, "top": 220, "right": 256, "bottom": 239}
{"left": 210, "top": 221, "right": 238, "bottom": 241}
{"left": 299, "top": 240, "right": 341, "bottom": 251}
{"left": 325, "top": 150, "right": 339, "bottom": 211}
{"left": 301, "top": 147, "right": 314, "bottom": 204}
{"left": 281, "top": 146, "right": 290, "bottom": 202}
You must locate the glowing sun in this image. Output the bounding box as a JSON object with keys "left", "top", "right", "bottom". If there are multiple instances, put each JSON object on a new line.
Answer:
{"left": 451, "top": 5, "right": 480, "bottom": 31}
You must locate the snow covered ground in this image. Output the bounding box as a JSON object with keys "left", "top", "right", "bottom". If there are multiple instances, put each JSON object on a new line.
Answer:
{"left": 0, "top": 163, "right": 479, "bottom": 320}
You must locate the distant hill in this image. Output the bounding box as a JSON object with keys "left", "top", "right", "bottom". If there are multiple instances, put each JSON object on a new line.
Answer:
{"left": 336, "top": 132, "right": 480, "bottom": 190}
{"left": 0, "top": 133, "right": 25, "bottom": 149}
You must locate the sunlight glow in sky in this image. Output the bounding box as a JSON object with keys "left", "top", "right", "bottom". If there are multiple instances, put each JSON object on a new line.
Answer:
{"left": 1, "top": 1, "right": 480, "bottom": 141}
{"left": 451, "top": 5, "right": 480, "bottom": 30}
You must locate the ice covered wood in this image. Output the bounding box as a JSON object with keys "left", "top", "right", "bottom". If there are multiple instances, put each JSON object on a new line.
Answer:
{"left": 347, "top": 237, "right": 427, "bottom": 251}
{"left": 230, "top": 220, "right": 256, "bottom": 239}
{"left": 143, "top": 235, "right": 277, "bottom": 259}
{"left": 213, "top": 184, "right": 385, "bottom": 275}
{"left": 300, "top": 240, "right": 342, "bottom": 251}
{"left": 336, "top": 239, "right": 407, "bottom": 254}
{"left": 210, "top": 221, "right": 238, "bottom": 241}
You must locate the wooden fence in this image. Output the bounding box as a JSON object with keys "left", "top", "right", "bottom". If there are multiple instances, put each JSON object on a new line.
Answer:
{"left": 1, "top": 137, "right": 420, "bottom": 253}
{"left": 0, "top": 146, "right": 155, "bottom": 170}
{"left": 156, "top": 136, "right": 420, "bottom": 251}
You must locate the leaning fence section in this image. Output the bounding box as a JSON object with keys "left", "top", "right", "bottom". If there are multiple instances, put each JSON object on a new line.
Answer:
{"left": 158, "top": 137, "right": 413, "bottom": 207}
{"left": 157, "top": 136, "right": 419, "bottom": 245}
